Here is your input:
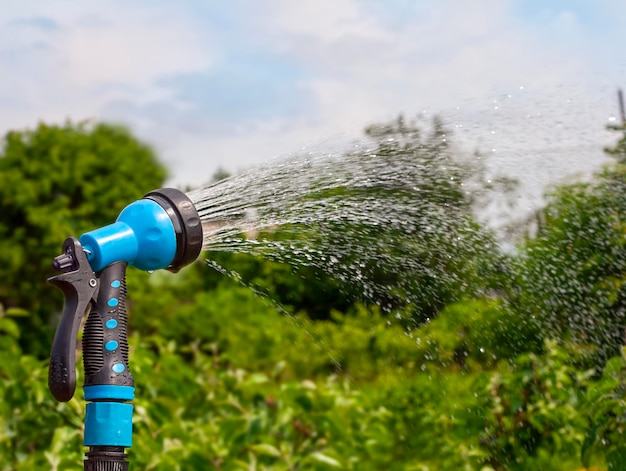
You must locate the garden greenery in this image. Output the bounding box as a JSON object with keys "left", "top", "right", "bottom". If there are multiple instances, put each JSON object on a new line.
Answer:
{"left": 2, "top": 120, "right": 626, "bottom": 470}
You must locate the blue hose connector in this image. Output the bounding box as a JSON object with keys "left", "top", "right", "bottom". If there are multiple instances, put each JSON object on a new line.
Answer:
{"left": 84, "top": 402, "right": 134, "bottom": 447}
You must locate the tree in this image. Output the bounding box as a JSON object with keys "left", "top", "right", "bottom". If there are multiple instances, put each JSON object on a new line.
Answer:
{"left": 0, "top": 121, "right": 166, "bottom": 356}
{"left": 509, "top": 125, "right": 626, "bottom": 365}
{"left": 201, "top": 115, "right": 507, "bottom": 324}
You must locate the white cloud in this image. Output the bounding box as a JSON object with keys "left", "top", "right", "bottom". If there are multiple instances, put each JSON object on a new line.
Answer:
{"left": 0, "top": 0, "right": 623, "bottom": 203}
{"left": 0, "top": 1, "right": 212, "bottom": 130}
{"left": 264, "top": 0, "right": 391, "bottom": 45}
{"left": 64, "top": 9, "right": 214, "bottom": 86}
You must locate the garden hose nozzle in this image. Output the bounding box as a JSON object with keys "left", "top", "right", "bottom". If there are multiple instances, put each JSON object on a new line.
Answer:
{"left": 47, "top": 188, "right": 203, "bottom": 471}
{"left": 79, "top": 187, "right": 203, "bottom": 273}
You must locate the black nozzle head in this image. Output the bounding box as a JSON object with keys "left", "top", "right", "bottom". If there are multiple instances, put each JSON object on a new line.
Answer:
{"left": 143, "top": 188, "right": 203, "bottom": 272}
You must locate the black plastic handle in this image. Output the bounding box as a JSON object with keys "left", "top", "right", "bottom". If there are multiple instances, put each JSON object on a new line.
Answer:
{"left": 48, "top": 238, "right": 98, "bottom": 402}
{"left": 83, "top": 262, "right": 134, "bottom": 387}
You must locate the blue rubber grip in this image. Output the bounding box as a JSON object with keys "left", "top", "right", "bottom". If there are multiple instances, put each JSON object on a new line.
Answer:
{"left": 83, "top": 262, "right": 133, "bottom": 389}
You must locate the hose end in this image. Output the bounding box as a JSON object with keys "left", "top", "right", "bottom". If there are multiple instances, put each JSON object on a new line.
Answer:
{"left": 143, "top": 188, "right": 203, "bottom": 272}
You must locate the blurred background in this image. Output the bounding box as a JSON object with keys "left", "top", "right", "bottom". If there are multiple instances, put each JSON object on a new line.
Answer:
{"left": 2, "top": 1, "right": 626, "bottom": 470}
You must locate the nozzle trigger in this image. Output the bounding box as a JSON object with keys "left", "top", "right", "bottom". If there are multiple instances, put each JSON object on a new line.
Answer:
{"left": 48, "top": 237, "right": 98, "bottom": 402}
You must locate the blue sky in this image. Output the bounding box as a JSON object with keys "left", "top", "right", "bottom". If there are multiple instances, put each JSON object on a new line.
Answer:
{"left": 1, "top": 1, "right": 625, "bottom": 205}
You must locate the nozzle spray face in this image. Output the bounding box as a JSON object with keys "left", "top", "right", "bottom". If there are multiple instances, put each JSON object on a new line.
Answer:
{"left": 79, "top": 188, "right": 203, "bottom": 272}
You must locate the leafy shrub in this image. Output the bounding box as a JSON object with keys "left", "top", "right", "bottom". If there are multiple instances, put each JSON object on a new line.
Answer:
{"left": 412, "top": 298, "right": 534, "bottom": 371}
{"left": 479, "top": 340, "right": 593, "bottom": 470}
{"left": 0, "top": 306, "right": 83, "bottom": 470}
{"left": 582, "top": 347, "right": 626, "bottom": 470}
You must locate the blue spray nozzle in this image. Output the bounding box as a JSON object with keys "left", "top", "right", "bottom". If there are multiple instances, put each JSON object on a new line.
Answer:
{"left": 78, "top": 188, "right": 203, "bottom": 273}
{"left": 48, "top": 188, "right": 202, "bottom": 469}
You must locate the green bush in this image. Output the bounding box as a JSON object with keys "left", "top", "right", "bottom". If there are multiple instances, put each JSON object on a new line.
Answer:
{"left": 0, "top": 306, "right": 83, "bottom": 470}
{"left": 582, "top": 347, "right": 626, "bottom": 470}
{"left": 479, "top": 340, "right": 593, "bottom": 470}
{"left": 412, "top": 298, "right": 534, "bottom": 371}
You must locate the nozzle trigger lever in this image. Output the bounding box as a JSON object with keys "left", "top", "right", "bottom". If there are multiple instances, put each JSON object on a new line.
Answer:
{"left": 48, "top": 237, "right": 98, "bottom": 402}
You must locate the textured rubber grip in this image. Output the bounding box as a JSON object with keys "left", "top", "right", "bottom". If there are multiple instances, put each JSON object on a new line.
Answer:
{"left": 83, "top": 262, "right": 134, "bottom": 388}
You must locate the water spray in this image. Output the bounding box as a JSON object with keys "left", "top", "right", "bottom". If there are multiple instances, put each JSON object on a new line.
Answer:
{"left": 47, "top": 188, "right": 203, "bottom": 470}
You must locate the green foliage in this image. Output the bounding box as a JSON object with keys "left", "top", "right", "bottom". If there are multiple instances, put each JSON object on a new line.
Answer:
{"left": 510, "top": 160, "right": 626, "bottom": 364}
{"left": 4, "top": 117, "right": 626, "bottom": 471}
{"left": 0, "top": 333, "right": 83, "bottom": 469}
{"left": 582, "top": 347, "right": 626, "bottom": 470}
{"left": 0, "top": 331, "right": 479, "bottom": 470}
{"left": 128, "top": 336, "right": 413, "bottom": 471}
{"left": 0, "top": 121, "right": 166, "bottom": 357}
{"left": 254, "top": 115, "right": 509, "bottom": 323}
{"left": 413, "top": 298, "right": 536, "bottom": 370}
{"left": 128, "top": 265, "right": 418, "bottom": 381}
{"left": 359, "top": 117, "right": 506, "bottom": 319}
{"left": 362, "top": 370, "right": 491, "bottom": 470}
{"left": 4, "top": 319, "right": 621, "bottom": 471}
{"left": 362, "top": 115, "right": 472, "bottom": 210}
{"left": 479, "top": 340, "right": 592, "bottom": 470}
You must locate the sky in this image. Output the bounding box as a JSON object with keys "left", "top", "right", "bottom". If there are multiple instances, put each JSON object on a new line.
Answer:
{"left": 1, "top": 0, "right": 625, "bottom": 210}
